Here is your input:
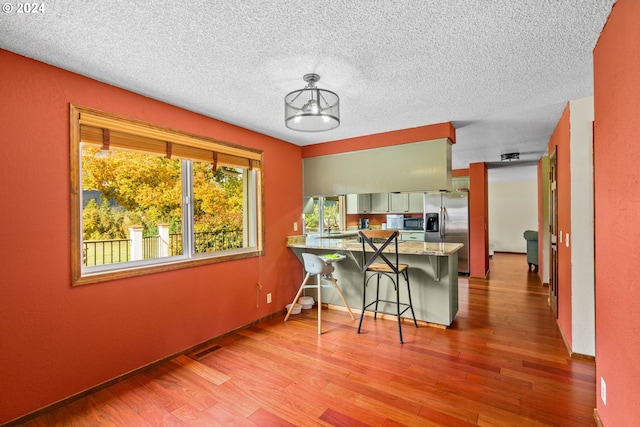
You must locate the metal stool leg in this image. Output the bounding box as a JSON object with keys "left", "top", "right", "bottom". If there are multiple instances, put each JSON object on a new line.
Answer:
{"left": 374, "top": 274, "right": 381, "bottom": 320}
{"left": 317, "top": 273, "right": 322, "bottom": 335}
{"left": 357, "top": 273, "right": 367, "bottom": 334}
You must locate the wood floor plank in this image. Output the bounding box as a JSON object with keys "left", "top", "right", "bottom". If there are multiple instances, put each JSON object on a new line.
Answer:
{"left": 143, "top": 364, "right": 217, "bottom": 412}
{"left": 417, "top": 406, "right": 479, "bottom": 427}
{"left": 321, "top": 381, "right": 447, "bottom": 427}
{"left": 202, "top": 402, "right": 260, "bottom": 427}
{"left": 209, "top": 340, "right": 339, "bottom": 392}
{"left": 85, "top": 389, "right": 155, "bottom": 427}
{"left": 216, "top": 364, "right": 329, "bottom": 425}
{"left": 15, "top": 253, "right": 596, "bottom": 427}
{"left": 180, "top": 365, "right": 261, "bottom": 419}
{"left": 246, "top": 408, "right": 301, "bottom": 427}
{"left": 170, "top": 355, "right": 230, "bottom": 385}
{"left": 346, "top": 369, "right": 481, "bottom": 424}
{"left": 106, "top": 376, "right": 189, "bottom": 427}
{"left": 171, "top": 403, "right": 226, "bottom": 427}
{"left": 318, "top": 407, "right": 370, "bottom": 427}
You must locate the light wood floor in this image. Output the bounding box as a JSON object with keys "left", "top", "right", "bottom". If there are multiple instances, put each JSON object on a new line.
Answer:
{"left": 16, "top": 253, "right": 596, "bottom": 427}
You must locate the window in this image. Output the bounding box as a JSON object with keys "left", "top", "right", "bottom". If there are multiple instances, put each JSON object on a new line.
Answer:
{"left": 302, "top": 196, "right": 345, "bottom": 235}
{"left": 70, "top": 105, "right": 263, "bottom": 285}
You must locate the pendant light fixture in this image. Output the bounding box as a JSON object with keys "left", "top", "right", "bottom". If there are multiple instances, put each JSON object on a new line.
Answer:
{"left": 501, "top": 152, "right": 520, "bottom": 161}
{"left": 285, "top": 73, "right": 340, "bottom": 132}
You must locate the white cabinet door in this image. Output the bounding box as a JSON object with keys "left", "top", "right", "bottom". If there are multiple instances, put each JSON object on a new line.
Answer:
{"left": 346, "top": 194, "right": 371, "bottom": 214}
{"left": 451, "top": 176, "right": 470, "bottom": 191}
{"left": 371, "top": 193, "right": 390, "bottom": 213}
{"left": 408, "top": 192, "right": 424, "bottom": 213}
{"left": 400, "top": 231, "right": 424, "bottom": 241}
{"left": 389, "top": 193, "right": 409, "bottom": 213}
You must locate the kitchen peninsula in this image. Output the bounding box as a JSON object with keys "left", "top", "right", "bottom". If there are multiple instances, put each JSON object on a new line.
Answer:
{"left": 286, "top": 234, "right": 463, "bottom": 327}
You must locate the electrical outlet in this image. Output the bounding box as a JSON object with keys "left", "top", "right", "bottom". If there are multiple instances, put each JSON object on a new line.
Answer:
{"left": 601, "top": 377, "right": 607, "bottom": 406}
{"left": 267, "top": 293, "right": 272, "bottom": 304}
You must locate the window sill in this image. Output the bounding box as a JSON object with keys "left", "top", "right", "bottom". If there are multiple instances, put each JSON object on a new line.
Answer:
{"left": 73, "top": 249, "right": 264, "bottom": 286}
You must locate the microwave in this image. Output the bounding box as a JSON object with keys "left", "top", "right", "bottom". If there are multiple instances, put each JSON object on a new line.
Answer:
{"left": 403, "top": 217, "right": 424, "bottom": 230}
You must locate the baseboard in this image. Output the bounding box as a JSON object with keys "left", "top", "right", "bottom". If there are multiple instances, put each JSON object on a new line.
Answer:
{"left": 1, "top": 310, "right": 286, "bottom": 427}
{"left": 569, "top": 351, "right": 596, "bottom": 362}
{"left": 469, "top": 268, "right": 490, "bottom": 279}
{"left": 326, "top": 303, "right": 448, "bottom": 329}
{"left": 557, "top": 319, "right": 596, "bottom": 362}
{"left": 593, "top": 408, "right": 604, "bottom": 427}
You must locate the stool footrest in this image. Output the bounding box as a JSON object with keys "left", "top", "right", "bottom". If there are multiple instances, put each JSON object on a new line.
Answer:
{"left": 363, "top": 300, "right": 413, "bottom": 317}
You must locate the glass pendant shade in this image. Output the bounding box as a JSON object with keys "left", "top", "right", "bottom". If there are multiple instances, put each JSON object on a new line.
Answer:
{"left": 285, "top": 74, "right": 340, "bottom": 132}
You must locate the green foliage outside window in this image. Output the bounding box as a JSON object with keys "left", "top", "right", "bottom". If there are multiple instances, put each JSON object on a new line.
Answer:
{"left": 303, "top": 197, "right": 340, "bottom": 233}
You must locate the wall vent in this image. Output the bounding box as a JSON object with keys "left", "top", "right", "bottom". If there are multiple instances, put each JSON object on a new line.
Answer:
{"left": 190, "top": 344, "right": 222, "bottom": 360}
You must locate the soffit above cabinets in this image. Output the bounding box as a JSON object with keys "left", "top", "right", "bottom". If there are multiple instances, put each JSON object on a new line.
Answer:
{"left": 303, "top": 139, "right": 452, "bottom": 196}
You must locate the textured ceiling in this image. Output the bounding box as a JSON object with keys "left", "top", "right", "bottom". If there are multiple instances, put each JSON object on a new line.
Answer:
{"left": 0, "top": 0, "right": 615, "bottom": 169}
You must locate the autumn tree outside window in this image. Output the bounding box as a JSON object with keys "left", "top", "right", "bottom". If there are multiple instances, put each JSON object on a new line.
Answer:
{"left": 70, "top": 105, "right": 264, "bottom": 286}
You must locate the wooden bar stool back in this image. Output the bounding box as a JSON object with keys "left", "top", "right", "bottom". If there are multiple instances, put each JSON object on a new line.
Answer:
{"left": 284, "top": 253, "right": 355, "bottom": 334}
{"left": 357, "top": 229, "right": 418, "bottom": 343}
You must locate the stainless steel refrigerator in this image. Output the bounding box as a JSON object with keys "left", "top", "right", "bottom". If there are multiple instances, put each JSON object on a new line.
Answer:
{"left": 423, "top": 191, "right": 470, "bottom": 275}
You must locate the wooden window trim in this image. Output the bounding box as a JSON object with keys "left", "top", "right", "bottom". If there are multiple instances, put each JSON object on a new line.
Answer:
{"left": 70, "top": 104, "right": 265, "bottom": 286}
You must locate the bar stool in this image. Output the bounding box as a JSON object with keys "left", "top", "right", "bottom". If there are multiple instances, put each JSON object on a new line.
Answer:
{"left": 357, "top": 229, "right": 418, "bottom": 343}
{"left": 284, "top": 252, "right": 355, "bottom": 334}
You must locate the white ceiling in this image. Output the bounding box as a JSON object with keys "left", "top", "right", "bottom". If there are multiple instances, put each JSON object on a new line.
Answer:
{"left": 0, "top": 0, "right": 615, "bottom": 170}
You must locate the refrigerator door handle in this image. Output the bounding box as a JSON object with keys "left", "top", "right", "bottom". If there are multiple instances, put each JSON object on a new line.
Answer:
{"left": 440, "top": 206, "right": 446, "bottom": 239}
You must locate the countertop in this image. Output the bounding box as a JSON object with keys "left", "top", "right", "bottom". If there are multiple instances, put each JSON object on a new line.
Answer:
{"left": 286, "top": 235, "right": 462, "bottom": 256}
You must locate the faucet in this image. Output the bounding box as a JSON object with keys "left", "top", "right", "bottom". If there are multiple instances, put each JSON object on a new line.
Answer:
{"left": 326, "top": 215, "right": 338, "bottom": 233}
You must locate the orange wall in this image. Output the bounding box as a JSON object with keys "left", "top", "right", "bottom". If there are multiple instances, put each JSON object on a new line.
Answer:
{"left": 469, "top": 163, "right": 489, "bottom": 277}
{"left": 0, "top": 50, "right": 303, "bottom": 424}
{"left": 547, "top": 105, "right": 573, "bottom": 349}
{"left": 452, "top": 168, "right": 469, "bottom": 178}
{"left": 593, "top": 0, "right": 640, "bottom": 424}
{"left": 345, "top": 213, "right": 390, "bottom": 228}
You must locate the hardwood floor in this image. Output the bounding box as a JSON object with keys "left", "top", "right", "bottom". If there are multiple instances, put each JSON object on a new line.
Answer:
{"left": 17, "top": 253, "right": 596, "bottom": 427}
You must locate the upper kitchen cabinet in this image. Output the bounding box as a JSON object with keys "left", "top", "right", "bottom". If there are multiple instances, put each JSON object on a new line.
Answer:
{"left": 348, "top": 192, "right": 423, "bottom": 214}
{"left": 346, "top": 193, "right": 371, "bottom": 214}
{"left": 389, "top": 193, "right": 408, "bottom": 213}
{"left": 371, "top": 192, "right": 390, "bottom": 213}
{"left": 451, "top": 176, "right": 470, "bottom": 191}
{"left": 409, "top": 192, "right": 424, "bottom": 212}
{"left": 389, "top": 192, "right": 424, "bottom": 213}
{"left": 303, "top": 138, "right": 452, "bottom": 196}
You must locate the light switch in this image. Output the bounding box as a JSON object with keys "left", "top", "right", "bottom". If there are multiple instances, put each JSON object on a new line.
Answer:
{"left": 559, "top": 230, "right": 563, "bottom": 243}
{"left": 566, "top": 233, "right": 570, "bottom": 247}
{"left": 293, "top": 222, "right": 298, "bottom": 231}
